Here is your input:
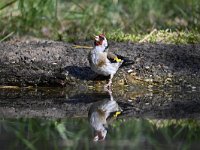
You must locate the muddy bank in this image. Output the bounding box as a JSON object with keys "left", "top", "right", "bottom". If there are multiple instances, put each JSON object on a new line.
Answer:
{"left": 0, "top": 88, "right": 200, "bottom": 118}
{"left": 0, "top": 40, "right": 200, "bottom": 87}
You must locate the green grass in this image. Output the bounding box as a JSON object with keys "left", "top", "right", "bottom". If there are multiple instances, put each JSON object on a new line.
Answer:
{"left": 0, "top": 0, "right": 200, "bottom": 43}
{"left": 105, "top": 29, "right": 200, "bottom": 44}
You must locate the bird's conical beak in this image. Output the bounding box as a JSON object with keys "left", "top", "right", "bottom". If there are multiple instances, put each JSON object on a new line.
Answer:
{"left": 94, "top": 35, "right": 99, "bottom": 41}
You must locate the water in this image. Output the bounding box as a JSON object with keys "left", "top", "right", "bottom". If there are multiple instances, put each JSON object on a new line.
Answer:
{"left": 1, "top": 118, "right": 200, "bottom": 150}
{"left": 0, "top": 87, "right": 200, "bottom": 150}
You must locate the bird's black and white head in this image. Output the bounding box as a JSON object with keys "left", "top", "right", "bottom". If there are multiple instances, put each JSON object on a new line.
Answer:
{"left": 94, "top": 34, "right": 108, "bottom": 52}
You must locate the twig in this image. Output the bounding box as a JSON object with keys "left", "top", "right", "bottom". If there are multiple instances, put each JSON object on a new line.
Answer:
{"left": 139, "top": 29, "right": 157, "bottom": 43}
{"left": 72, "top": 45, "right": 93, "bottom": 49}
{"left": 0, "top": 0, "right": 17, "bottom": 10}
{"left": 0, "top": 32, "right": 14, "bottom": 42}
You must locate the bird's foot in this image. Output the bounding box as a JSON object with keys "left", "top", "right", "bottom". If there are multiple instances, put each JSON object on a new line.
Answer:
{"left": 104, "top": 85, "right": 112, "bottom": 94}
{"left": 104, "top": 83, "right": 112, "bottom": 91}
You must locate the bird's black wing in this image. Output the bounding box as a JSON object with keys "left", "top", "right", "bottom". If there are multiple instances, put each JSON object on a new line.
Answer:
{"left": 115, "top": 54, "right": 134, "bottom": 67}
{"left": 107, "top": 52, "right": 134, "bottom": 66}
{"left": 107, "top": 52, "right": 118, "bottom": 63}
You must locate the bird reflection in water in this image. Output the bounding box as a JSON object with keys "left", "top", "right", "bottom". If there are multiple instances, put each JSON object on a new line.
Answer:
{"left": 88, "top": 90, "right": 122, "bottom": 141}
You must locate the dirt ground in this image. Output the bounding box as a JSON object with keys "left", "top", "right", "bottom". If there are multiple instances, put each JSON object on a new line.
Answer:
{"left": 0, "top": 39, "right": 200, "bottom": 118}
{"left": 0, "top": 39, "right": 200, "bottom": 87}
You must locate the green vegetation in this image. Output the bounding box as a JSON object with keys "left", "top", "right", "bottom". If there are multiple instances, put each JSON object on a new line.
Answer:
{"left": 106, "top": 29, "right": 200, "bottom": 44}
{"left": 0, "top": 0, "right": 200, "bottom": 43}
{"left": 1, "top": 118, "right": 200, "bottom": 150}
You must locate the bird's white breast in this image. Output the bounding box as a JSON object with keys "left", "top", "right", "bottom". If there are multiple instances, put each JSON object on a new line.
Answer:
{"left": 89, "top": 49, "right": 122, "bottom": 76}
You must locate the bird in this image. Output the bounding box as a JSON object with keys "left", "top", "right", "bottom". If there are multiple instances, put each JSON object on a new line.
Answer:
{"left": 88, "top": 34, "right": 134, "bottom": 89}
{"left": 88, "top": 89, "right": 122, "bottom": 141}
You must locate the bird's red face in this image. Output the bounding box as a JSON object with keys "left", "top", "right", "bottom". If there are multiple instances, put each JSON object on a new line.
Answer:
{"left": 93, "top": 130, "right": 107, "bottom": 141}
{"left": 94, "top": 34, "right": 106, "bottom": 46}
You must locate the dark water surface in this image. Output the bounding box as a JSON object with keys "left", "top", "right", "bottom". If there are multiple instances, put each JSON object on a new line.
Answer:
{"left": 0, "top": 87, "right": 200, "bottom": 150}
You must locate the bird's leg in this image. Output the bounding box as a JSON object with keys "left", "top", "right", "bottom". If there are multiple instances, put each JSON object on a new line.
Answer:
{"left": 104, "top": 86, "right": 113, "bottom": 100}
{"left": 104, "top": 74, "right": 113, "bottom": 90}
{"left": 108, "top": 74, "right": 113, "bottom": 87}
{"left": 108, "top": 89, "right": 113, "bottom": 101}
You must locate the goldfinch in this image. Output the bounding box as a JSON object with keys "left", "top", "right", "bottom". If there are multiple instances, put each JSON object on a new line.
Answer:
{"left": 88, "top": 34, "right": 133, "bottom": 89}
{"left": 88, "top": 90, "right": 122, "bottom": 141}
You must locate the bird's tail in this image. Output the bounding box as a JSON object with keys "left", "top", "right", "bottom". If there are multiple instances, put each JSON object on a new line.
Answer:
{"left": 116, "top": 54, "right": 134, "bottom": 67}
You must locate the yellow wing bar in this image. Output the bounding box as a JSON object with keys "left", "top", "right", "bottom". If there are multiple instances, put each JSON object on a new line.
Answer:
{"left": 114, "top": 57, "right": 122, "bottom": 62}
{"left": 113, "top": 111, "right": 121, "bottom": 117}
